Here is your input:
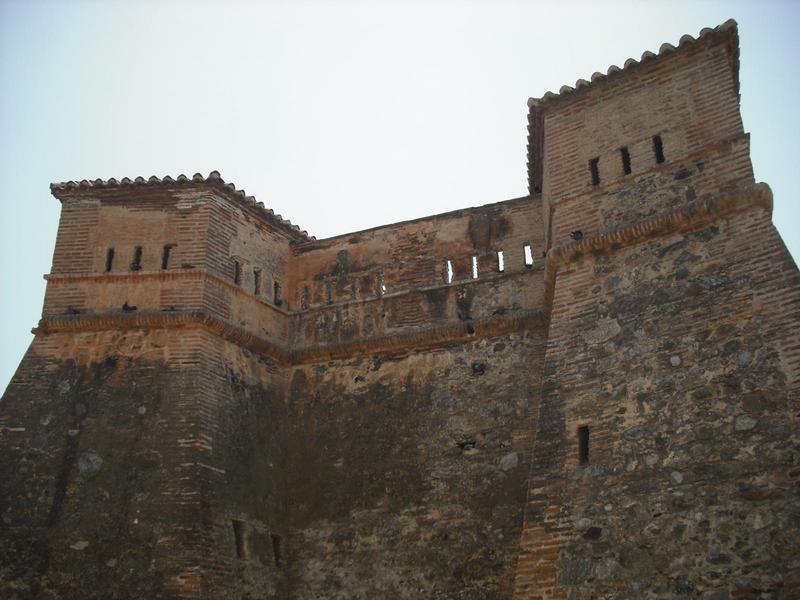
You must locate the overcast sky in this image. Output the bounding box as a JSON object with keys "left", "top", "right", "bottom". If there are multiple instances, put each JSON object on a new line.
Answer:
{"left": 1, "top": 0, "right": 798, "bottom": 390}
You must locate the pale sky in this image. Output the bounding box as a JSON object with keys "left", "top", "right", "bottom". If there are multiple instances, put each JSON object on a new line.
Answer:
{"left": 1, "top": 0, "right": 798, "bottom": 390}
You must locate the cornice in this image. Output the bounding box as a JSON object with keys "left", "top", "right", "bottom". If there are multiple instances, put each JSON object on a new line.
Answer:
{"left": 32, "top": 308, "right": 546, "bottom": 366}
{"left": 44, "top": 268, "right": 293, "bottom": 317}
{"left": 544, "top": 183, "right": 773, "bottom": 282}
{"left": 292, "top": 309, "right": 545, "bottom": 364}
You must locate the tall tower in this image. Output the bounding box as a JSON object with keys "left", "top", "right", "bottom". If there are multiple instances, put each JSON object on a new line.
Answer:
{"left": 514, "top": 20, "right": 800, "bottom": 598}
{"left": 0, "top": 173, "right": 308, "bottom": 597}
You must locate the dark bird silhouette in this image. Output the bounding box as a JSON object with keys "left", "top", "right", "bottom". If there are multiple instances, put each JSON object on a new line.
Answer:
{"left": 122, "top": 302, "right": 137, "bottom": 312}
{"left": 570, "top": 230, "right": 584, "bottom": 241}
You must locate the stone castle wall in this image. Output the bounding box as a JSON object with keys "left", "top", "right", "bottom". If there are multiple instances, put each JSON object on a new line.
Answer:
{"left": 1, "top": 19, "right": 799, "bottom": 600}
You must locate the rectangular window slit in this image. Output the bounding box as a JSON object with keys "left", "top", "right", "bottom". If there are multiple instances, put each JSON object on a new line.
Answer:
{"left": 620, "top": 146, "right": 632, "bottom": 175}
{"left": 271, "top": 534, "right": 283, "bottom": 568}
{"left": 523, "top": 244, "right": 533, "bottom": 267}
{"left": 471, "top": 256, "right": 479, "bottom": 279}
{"left": 130, "top": 246, "right": 142, "bottom": 271}
{"left": 578, "top": 425, "right": 590, "bottom": 464}
{"left": 254, "top": 268, "right": 262, "bottom": 295}
{"left": 589, "top": 157, "right": 600, "bottom": 186}
{"left": 161, "top": 245, "right": 173, "bottom": 270}
{"left": 233, "top": 260, "right": 241, "bottom": 285}
{"left": 273, "top": 281, "right": 282, "bottom": 306}
{"left": 653, "top": 135, "right": 665, "bottom": 164}
{"left": 232, "top": 520, "right": 246, "bottom": 559}
{"left": 326, "top": 281, "right": 334, "bottom": 304}
{"left": 497, "top": 250, "right": 504, "bottom": 273}
{"left": 105, "top": 248, "right": 115, "bottom": 272}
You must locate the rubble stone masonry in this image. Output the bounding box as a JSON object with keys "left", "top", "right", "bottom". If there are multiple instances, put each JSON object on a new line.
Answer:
{"left": 1, "top": 19, "right": 798, "bottom": 600}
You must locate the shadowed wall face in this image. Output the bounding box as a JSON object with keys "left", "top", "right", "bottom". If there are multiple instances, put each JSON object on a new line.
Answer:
{"left": 284, "top": 332, "right": 545, "bottom": 598}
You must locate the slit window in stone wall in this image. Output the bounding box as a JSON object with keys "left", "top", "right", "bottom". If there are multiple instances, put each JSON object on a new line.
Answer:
{"left": 578, "top": 425, "right": 590, "bottom": 464}
{"left": 620, "top": 146, "right": 632, "bottom": 175}
{"left": 377, "top": 272, "right": 386, "bottom": 296}
{"left": 472, "top": 256, "right": 479, "bottom": 279}
{"left": 271, "top": 534, "right": 283, "bottom": 568}
{"left": 161, "top": 245, "right": 173, "bottom": 270}
{"left": 232, "top": 520, "right": 246, "bottom": 559}
{"left": 273, "top": 281, "right": 282, "bottom": 306}
{"left": 446, "top": 260, "right": 454, "bottom": 284}
{"left": 524, "top": 244, "right": 534, "bottom": 267}
{"left": 254, "top": 268, "right": 262, "bottom": 295}
{"left": 326, "top": 281, "right": 334, "bottom": 304}
{"left": 130, "top": 246, "right": 143, "bottom": 271}
{"left": 233, "top": 260, "right": 241, "bottom": 285}
{"left": 589, "top": 157, "right": 600, "bottom": 186}
{"left": 105, "top": 248, "right": 115, "bottom": 272}
{"left": 497, "top": 250, "right": 505, "bottom": 272}
{"left": 653, "top": 135, "right": 665, "bottom": 164}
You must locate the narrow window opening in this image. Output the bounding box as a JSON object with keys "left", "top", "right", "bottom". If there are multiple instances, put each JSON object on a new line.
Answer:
{"left": 446, "top": 260, "right": 454, "bottom": 284}
{"left": 161, "top": 245, "right": 173, "bottom": 270}
{"left": 253, "top": 268, "right": 262, "bottom": 295}
{"left": 326, "top": 281, "right": 334, "bottom": 304}
{"left": 233, "top": 260, "right": 241, "bottom": 285}
{"left": 578, "top": 425, "right": 590, "bottom": 465}
{"left": 376, "top": 272, "right": 386, "bottom": 296}
{"left": 471, "top": 256, "right": 479, "bottom": 279}
{"left": 232, "top": 520, "right": 246, "bottom": 559}
{"left": 301, "top": 286, "right": 310, "bottom": 310}
{"left": 130, "top": 246, "right": 143, "bottom": 271}
{"left": 589, "top": 157, "right": 600, "bottom": 186}
{"left": 105, "top": 248, "right": 115, "bottom": 272}
{"left": 523, "top": 244, "right": 534, "bottom": 267}
{"left": 273, "top": 281, "right": 282, "bottom": 306}
{"left": 620, "top": 147, "right": 632, "bottom": 175}
{"left": 653, "top": 135, "right": 665, "bottom": 164}
{"left": 271, "top": 534, "right": 283, "bottom": 568}
{"left": 497, "top": 251, "right": 505, "bottom": 273}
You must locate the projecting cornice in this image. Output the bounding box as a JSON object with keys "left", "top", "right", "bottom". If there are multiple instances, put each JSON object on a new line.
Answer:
{"left": 33, "top": 308, "right": 546, "bottom": 366}
{"left": 544, "top": 182, "right": 773, "bottom": 282}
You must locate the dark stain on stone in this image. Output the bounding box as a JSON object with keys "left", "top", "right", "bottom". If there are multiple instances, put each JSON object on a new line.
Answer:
{"left": 467, "top": 211, "right": 510, "bottom": 249}
{"left": 583, "top": 526, "right": 602, "bottom": 540}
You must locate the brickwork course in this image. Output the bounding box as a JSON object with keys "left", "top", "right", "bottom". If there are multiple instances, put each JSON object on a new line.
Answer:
{"left": 1, "top": 19, "right": 799, "bottom": 600}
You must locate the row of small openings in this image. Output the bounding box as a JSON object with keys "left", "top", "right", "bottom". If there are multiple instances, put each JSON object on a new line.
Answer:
{"left": 105, "top": 245, "right": 174, "bottom": 272}
{"left": 589, "top": 135, "right": 666, "bottom": 186}
{"left": 233, "top": 260, "right": 282, "bottom": 306}
{"left": 231, "top": 519, "right": 282, "bottom": 567}
{"left": 444, "top": 245, "right": 533, "bottom": 283}
{"left": 300, "top": 272, "right": 387, "bottom": 309}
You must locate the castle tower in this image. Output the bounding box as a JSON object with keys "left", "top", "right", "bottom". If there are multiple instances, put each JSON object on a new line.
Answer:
{"left": 514, "top": 20, "right": 800, "bottom": 598}
{"left": 0, "top": 174, "right": 308, "bottom": 597}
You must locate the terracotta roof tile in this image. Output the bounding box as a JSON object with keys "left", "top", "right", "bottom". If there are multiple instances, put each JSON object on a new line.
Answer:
{"left": 50, "top": 170, "right": 314, "bottom": 241}
{"left": 526, "top": 19, "right": 740, "bottom": 194}
{"left": 526, "top": 19, "right": 738, "bottom": 110}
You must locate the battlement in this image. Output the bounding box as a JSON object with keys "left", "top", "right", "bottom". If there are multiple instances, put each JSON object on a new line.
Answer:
{"left": 2, "top": 19, "right": 799, "bottom": 600}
